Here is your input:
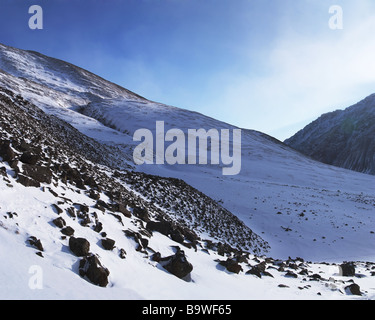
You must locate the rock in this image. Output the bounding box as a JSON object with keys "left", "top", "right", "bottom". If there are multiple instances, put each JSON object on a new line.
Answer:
{"left": 0, "top": 166, "right": 7, "bottom": 177}
{"left": 119, "top": 248, "right": 126, "bottom": 259}
{"left": 340, "top": 262, "right": 355, "bottom": 277}
{"left": 146, "top": 220, "right": 173, "bottom": 236}
{"left": 20, "top": 152, "right": 39, "bottom": 165}
{"left": 28, "top": 236, "right": 44, "bottom": 251}
{"left": 52, "top": 217, "right": 66, "bottom": 228}
{"left": 113, "top": 203, "right": 132, "bottom": 218}
{"left": 51, "top": 204, "right": 63, "bottom": 215}
{"left": 78, "top": 213, "right": 91, "bottom": 227}
{"left": 299, "top": 269, "right": 309, "bottom": 276}
{"left": 79, "top": 254, "right": 110, "bottom": 287}
{"left": 17, "top": 174, "right": 41, "bottom": 188}
{"left": 217, "top": 242, "right": 234, "bottom": 256}
{"left": 0, "top": 140, "right": 16, "bottom": 162}
{"left": 309, "top": 273, "right": 322, "bottom": 281}
{"left": 218, "top": 258, "right": 243, "bottom": 274}
{"left": 22, "top": 164, "right": 52, "bottom": 184}
{"left": 66, "top": 207, "right": 76, "bottom": 218}
{"left": 74, "top": 178, "right": 86, "bottom": 190}
{"left": 96, "top": 200, "right": 109, "bottom": 209}
{"left": 88, "top": 189, "right": 100, "bottom": 200}
{"left": 246, "top": 262, "right": 267, "bottom": 278}
{"left": 170, "top": 228, "right": 184, "bottom": 244}
{"left": 162, "top": 249, "right": 193, "bottom": 279}
{"left": 133, "top": 206, "right": 150, "bottom": 222}
{"left": 224, "top": 260, "right": 243, "bottom": 274}
{"left": 345, "top": 283, "right": 362, "bottom": 296}
{"left": 93, "top": 222, "right": 103, "bottom": 233}
{"left": 151, "top": 252, "right": 162, "bottom": 262}
{"left": 61, "top": 226, "right": 75, "bottom": 236}
{"left": 79, "top": 204, "right": 89, "bottom": 213}
{"left": 69, "top": 237, "right": 90, "bottom": 257}
{"left": 285, "top": 270, "right": 298, "bottom": 278}
{"left": 101, "top": 238, "right": 115, "bottom": 250}
{"left": 140, "top": 237, "right": 148, "bottom": 249}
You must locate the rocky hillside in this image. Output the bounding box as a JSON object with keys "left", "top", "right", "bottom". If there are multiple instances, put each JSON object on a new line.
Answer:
{"left": 2, "top": 86, "right": 375, "bottom": 299}
{"left": 1, "top": 44, "right": 375, "bottom": 299}
{"left": 0, "top": 86, "right": 272, "bottom": 285}
{"left": 285, "top": 94, "right": 375, "bottom": 175}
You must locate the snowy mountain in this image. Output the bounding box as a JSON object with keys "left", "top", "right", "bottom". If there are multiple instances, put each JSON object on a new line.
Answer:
{"left": 285, "top": 94, "right": 375, "bottom": 175}
{"left": 1, "top": 43, "right": 375, "bottom": 300}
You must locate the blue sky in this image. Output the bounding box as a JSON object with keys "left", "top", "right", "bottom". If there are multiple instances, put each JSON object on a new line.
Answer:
{"left": 1, "top": 0, "right": 375, "bottom": 140}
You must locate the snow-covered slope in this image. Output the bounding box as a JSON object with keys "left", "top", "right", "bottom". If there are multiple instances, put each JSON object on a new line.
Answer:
{"left": 0, "top": 43, "right": 375, "bottom": 299}
{"left": 1, "top": 88, "right": 374, "bottom": 300}
{"left": 285, "top": 94, "right": 375, "bottom": 175}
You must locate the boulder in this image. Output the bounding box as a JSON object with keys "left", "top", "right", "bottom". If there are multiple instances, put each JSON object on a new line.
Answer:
{"left": 88, "top": 189, "right": 100, "bottom": 200}
{"left": 224, "top": 260, "right": 243, "bottom": 274}
{"left": 340, "top": 262, "right": 355, "bottom": 277}
{"left": 20, "top": 152, "right": 39, "bottom": 165}
{"left": 61, "top": 226, "right": 75, "bottom": 236}
{"left": 17, "top": 174, "right": 40, "bottom": 188}
{"left": 285, "top": 270, "right": 298, "bottom": 278}
{"left": 170, "top": 228, "right": 184, "bottom": 244}
{"left": 146, "top": 220, "right": 173, "bottom": 236}
{"left": 51, "top": 204, "right": 63, "bottom": 215}
{"left": 0, "top": 166, "right": 7, "bottom": 177}
{"left": 246, "top": 262, "right": 267, "bottom": 278}
{"left": 0, "top": 140, "right": 16, "bottom": 162}
{"left": 101, "top": 238, "right": 115, "bottom": 251}
{"left": 218, "top": 258, "right": 243, "bottom": 274}
{"left": 112, "top": 203, "right": 131, "bottom": 218}
{"left": 133, "top": 206, "right": 150, "bottom": 222}
{"left": 79, "top": 254, "right": 110, "bottom": 287}
{"left": 345, "top": 283, "right": 362, "bottom": 296}
{"left": 119, "top": 248, "right": 127, "bottom": 259}
{"left": 69, "top": 237, "right": 90, "bottom": 257}
{"left": 93, "top": 222, "right": 103, "bottom": 233}
{"left": 28, "top": 236, "right": 44, "bottom": 252}
{"left": 52, "top": 217, "right": 66, "bottom": 228}
{"left": 162, "top": 249, "right": 193, "bottom": 279}
{"left": 22, "top": 164, "right": 52, "bottom": 184}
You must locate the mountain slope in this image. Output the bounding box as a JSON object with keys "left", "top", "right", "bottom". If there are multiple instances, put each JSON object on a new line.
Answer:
{"left": 285, "top": 94, "right": 375, "bottom": 175}
{"left": 2, "top": 87, "right": 375, "bottom": 300}
{"left": 0, "top": 42, "right": 374, "bottom": 265}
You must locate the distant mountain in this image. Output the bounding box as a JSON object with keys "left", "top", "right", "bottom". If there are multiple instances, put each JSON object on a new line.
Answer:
{"left": 285, "top": 94, "right": 375, "bottom": 175}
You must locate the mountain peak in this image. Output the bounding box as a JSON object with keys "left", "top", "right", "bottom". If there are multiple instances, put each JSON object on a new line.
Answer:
{"left": 285, "top": 94, "right": 375, "bottom": 174}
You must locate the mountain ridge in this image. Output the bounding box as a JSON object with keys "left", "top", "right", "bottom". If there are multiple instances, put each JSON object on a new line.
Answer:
{"left": 285, "top": 93, "right": 375, "bottom": 175}
{"left": 1, "top": 43, "right": 375, "bottom": 299}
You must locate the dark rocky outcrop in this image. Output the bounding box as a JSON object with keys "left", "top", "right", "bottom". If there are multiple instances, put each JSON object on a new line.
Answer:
{"left": 79, "top": 254, "right": 110, "bottom": 287}
{"left": 340, "top": 262, "right": 356, "bottom": 277}
{"left": 22, "top": 164, "right": 52, "bottom": 184}
{"left": 69, "top": 237, "right": 90, "bottom": 257}
{"left": 101, "top": 238, "right": 115, "bottom": 251}
{"left": 160, "top": 249, "right": 193, "bottom": 280}
{"left": 345, "top": 283, "right": 362, "bottom": 296}
{"left": 61, "top": 226, "right": 75, "bottom": 236}
{"left": 285, "top": 94, "right": 375, "bottom": 175}
{"left": 28, "top": 236, "right": 44, "bottom": 252}
{"left": 52, "top": 217, "right": 66, "bottom": 228}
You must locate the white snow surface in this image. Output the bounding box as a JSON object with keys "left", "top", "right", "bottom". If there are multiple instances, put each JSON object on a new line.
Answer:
{"left": 0, "top": 43, "right": 375, "bottom": 300}
{"left": 1, "top": 167, "right": 375, "bottom": 300}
